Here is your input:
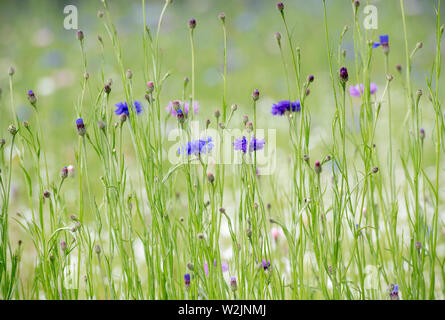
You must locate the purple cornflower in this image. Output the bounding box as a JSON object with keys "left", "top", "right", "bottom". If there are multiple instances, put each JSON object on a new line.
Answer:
{"left": 262, "top": 259, "right": 271, "bottom": 271}
{"left": 114, "top": 101, "right": 143, "bottom": 116}
{"left": 373, "top": 35, "right": 389, "bottom": 53}
{"left": 166, "top": 101, "right": 199, "bottom": 117}
{"left": 389, "top": 284, "right": 399, "bottom": 300}
{"left": 271, "top": 100, "right": 301, "bottom": 116}
{"left": 233, "top": 136, "right": 265, "bottom": 153}
{"left": 184, "top": 273, "right": 191, "bottom": 288}
{"left": 339, "top": 67, "right": 349, "bottom": 83}
{"left": 76, "top": 118, "right": 86, "bottom": 136}
{"left": 178, "top": 137, "right": 214, "bottom": 156}
{"left": 349, "top": 83, "right": 378, "bottom": 97}
{"left": 249, "top": 136, "right": 265, "bottom": 152}
{"left": 27, "top": 90, "right": 37, "bottom": 106}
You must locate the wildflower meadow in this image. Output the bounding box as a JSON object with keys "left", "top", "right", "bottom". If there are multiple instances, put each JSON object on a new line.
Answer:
{"left": 0, "top": 0, "right": 445, "bottom": 302}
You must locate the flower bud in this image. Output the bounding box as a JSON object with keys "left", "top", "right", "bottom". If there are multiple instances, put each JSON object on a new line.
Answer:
{"left": 339, "top": 67, "right": 349, "bottom": 83}
{"left": 8, "top": 124, "right": 17, "bottom": 135}
{"left": 146, "top": 81, "right": 154, "bottom": 93}
{"left": 189, "top": 18, "right": 196, "bottom": 29}
{"left": 77, "top": 30, "right": 84, "bottom": 41}
{"left": 277, "top": 2, "right": 284, "bottom": 12}
{"left": 60, "top": 167, "right": 68, "bottom": 179}
{"left": 252, "top": 89, "right": 260, "bottom": 101}
{"left": 314, "top": 160, "right": 322, "bottom": 174}
{"left": 126, "top": 69, "right": 133, "bottom": 79}
{"left": 67, "top": 165, "right": 75, "bottom": 177}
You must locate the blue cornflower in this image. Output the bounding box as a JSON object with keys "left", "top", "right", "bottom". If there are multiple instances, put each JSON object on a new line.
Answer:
{"left": 76, "top": 118, "right": 86, "bottom": 136}
{"left": 114, "top": 101, "right": 143, "bottom": 116}
{"left": 178, "top": 137, "right": 214, "bottom": 156}
{"left": 389, "top": 284, "right": 399, "bottom": 300}
{"left": 233, "top": 136, "right": 265, "bottom": 153}
{"left": 271, "top": 100, "right": 301, "bottom": 116}
{"left": 184, "top": 273, "right": 191, "bottom": 288}
{"left": 372, "top": 35, "right": 389, "bottom": 53}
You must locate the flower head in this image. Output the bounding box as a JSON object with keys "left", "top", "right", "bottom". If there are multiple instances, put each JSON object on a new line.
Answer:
{"left": 262, "top": 259, "right": 271, "bottom": 271}
{"left": 339, "top": 67, "right": 349, "bottom": 83}
{"left": 178, "top": 137, "right": 214, "bottom": 156}
{"left": 184, "top": 273, "right": 191, "bottom": 288}
{"left": 166, "top": 101, "right": 199, "bottom": 117}
{"left": 349, "top": 83, "right": 378, "bottom": 97}
{"left": 271, "top": 100, "right": 301, "bottom": 116}
{"left": 233, "top": 136, "right": 265, "bottom": 153}
{"left": 114, "top": 101, "right": 143, "bottom": 116}
{"left": 373, "top": 35, "right": 389, "bottom": 53}
{"left": 389, "top": 284, "right": 399, "bottom": 300}
{"left": 76, "top": 118, "right": 86, "bottom": 136}
{"left": 27, "top": 90, "right": 37, "bottom": 106}
{"left": 230, "top": 276, "right": 237, "bottom": 292}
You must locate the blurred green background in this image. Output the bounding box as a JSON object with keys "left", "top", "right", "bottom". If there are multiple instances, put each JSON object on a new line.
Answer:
{"left": 0, "top": 0, "right": 443, "bottom": 211}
